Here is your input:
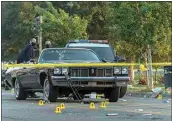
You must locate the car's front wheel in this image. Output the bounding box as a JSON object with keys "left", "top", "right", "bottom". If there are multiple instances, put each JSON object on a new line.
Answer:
{"left": 14, "top": 78, "right": 27, "bottom": 100}
{"left": 119, "top": 86, "right": 127, "bottom": 98}
{"left": 43, "top": 79, "right": 59, "bottom": 102}
{"left": 105, "top": 87, "right": 120, "bottom": 102}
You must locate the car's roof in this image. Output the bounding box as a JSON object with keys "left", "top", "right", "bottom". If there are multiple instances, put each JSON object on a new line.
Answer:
{"left": 42, "top": 47, "right": 94, "bottom": 51}
{"left": 67, "top": 43, "right": 110, "bottom": 47}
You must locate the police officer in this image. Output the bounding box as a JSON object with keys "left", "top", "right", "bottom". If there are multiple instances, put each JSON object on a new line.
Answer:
{"left": 17, "top": 38, "right": 37, "bottom": 64}
{"left": 45, "top": 41, "right": 52, "bottom": 48}
{"left": 16, "top": 38, "right": 38, "bottom": 98}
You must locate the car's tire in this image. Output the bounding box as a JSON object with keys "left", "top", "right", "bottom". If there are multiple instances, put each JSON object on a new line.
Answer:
{"left": 105, "top": 87, "right": 120, "bottom": 102}
{"left": 43, "top": 79, "right": 59, "bottom": 102}
{"left": 14, "top": 78, "right": 27, "bottom": 100}
{"left": 119, "top": 86, "right": 127, "bottom": 98}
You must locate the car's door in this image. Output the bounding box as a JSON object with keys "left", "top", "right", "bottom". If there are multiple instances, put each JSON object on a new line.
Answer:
{"left": 17, "top": 67, "right": 41, "bottom": 89}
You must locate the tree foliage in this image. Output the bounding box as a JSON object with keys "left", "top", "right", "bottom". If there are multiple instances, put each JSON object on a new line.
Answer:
{"left": 1, "top": 1, "right": 171, "bottom": 62}
{"left": 107, "top": 2, "right": 172, "bottom": 62}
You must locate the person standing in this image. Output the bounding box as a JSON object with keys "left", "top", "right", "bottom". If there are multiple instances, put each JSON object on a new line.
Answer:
{"left": 45, "top": 41, "right": 52, "bottom": 48}
{"left": 17, "top": 38, "right": 37, "bottom": 64}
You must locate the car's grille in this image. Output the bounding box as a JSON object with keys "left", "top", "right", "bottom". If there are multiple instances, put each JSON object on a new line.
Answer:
{"left": 70, "top": 68, "right": 113, "bottom": 77}
{"left": 71, "top": 69, "right": 79, "bottom": 77}
{"left": 97, "top": 69, "right": 104, "bottom": 77}
{"left": 80, "top": 69, "right": 89, "bottom": 77}
{"left": 105, "top": 69, "right": 113, "bottom": 77}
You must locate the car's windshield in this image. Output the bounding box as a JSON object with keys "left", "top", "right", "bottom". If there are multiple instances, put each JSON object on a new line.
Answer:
{"left": 68, "top": 46, "right": 115, "bottom": 62}
{"left": 38, "top": 49, "right": 101, "bottom": 63}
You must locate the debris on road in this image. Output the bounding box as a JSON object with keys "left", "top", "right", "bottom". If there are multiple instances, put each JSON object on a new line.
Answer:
{"left": 106, "top": 113, "right": 118, "bottom": 116}
{"left": 143, "top": 113, "right": 153, "bottom": 116}
{"left": 162, "top": 100, "right": 170, "bottom": 103}
{"left": 127, "top": 85, "right": 134, "bottom": 89}
{"left": 151, "top": 87, "right": 163, "bottom": 98}
{"left": 143, "top": 95, "right": 147, "bottom": 98}
{"left": 119, "top": 99, "right": 127, "bottom": 102}
{"left": 128, "top": 94, "right": 132, "bottom": 96}
{"left": 134, "top": 109, "right": 144, "bottom": 112}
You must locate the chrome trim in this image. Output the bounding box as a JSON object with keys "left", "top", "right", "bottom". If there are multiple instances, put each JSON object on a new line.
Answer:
{"left": 51, "top": 76, "right": 130, "bottom": 81}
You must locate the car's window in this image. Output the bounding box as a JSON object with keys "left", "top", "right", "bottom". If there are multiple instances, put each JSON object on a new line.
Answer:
{"left": 38, "top": 49, "right": 101, "bottom": 63}
{"left": 68, "top": 46, "right": 115, "bottom": 62}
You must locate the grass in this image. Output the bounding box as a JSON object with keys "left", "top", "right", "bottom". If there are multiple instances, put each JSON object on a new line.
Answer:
{"left": 127, "top": 84, "right": 165, "bottom": 93}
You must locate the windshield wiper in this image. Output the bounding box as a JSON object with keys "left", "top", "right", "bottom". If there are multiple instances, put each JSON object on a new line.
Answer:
{"left": 102, "top": 59, "right": 108, "bottom": 63}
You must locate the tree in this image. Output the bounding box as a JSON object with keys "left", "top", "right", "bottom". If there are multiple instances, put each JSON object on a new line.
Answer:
{"left": 1, "top": 1, "right": 88, "bottom": 60}
{"left": 2, "top": 2, "right": 37, "bottom": 60}
{"left": 106, "top": 2, "right": 172, "bottom": 82}
{"left": 35, "top": 2, "right": 88, "bottom": 47}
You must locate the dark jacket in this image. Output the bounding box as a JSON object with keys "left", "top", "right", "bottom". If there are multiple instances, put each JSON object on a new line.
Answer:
{"left": 17, "top": 44, "right": 34, "bottom": 64}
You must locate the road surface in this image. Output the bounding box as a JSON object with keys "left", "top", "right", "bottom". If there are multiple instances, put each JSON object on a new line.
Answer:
{"left": 2, "top": 90, "right": 171, "bottom": 121}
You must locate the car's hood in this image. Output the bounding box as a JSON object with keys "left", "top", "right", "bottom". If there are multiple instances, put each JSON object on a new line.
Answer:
{"left": 5, "top": 67, "right": 29, "bottom": 74}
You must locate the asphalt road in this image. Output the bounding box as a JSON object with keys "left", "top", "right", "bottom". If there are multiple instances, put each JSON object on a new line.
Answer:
{"left": 2, "top": 90, "right": 171, "bottom": 121}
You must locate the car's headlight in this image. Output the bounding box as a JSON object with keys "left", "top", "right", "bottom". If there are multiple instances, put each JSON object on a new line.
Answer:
{"left": 114, "top": 67, "right": 121, "bottom": 74}
{"left": 122, "top": 67, "right": 128, "bottom": 74}
{"left": 62, "top": 68, "right": 68, "bottom": 74}
{"left": 54, "top": 68, "right": 61, "bottom": 74}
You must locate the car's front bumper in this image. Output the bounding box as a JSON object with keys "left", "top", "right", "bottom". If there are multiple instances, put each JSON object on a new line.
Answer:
{"left": 51, "top": 76, "right": 130, "bottom": 87}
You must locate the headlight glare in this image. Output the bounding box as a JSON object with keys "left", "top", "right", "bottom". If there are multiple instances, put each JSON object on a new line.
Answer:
{"left": 62, "top": 68, "right": 68, "bottom": 74}
{"left": 54, "top": 68, "right": 61, "bottom": 74}
{"left": 114, "top": 67, "right": 121, "bottom": 74}
{"left": 122, "top": 67, "right": 128, "bottom": 74}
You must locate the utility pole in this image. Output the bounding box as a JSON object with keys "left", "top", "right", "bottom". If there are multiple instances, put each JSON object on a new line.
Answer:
{"left": 38, "top": 16, "right": 43, "bottom": 55}
{"left": 34, "top": 16, "right": 43, "bottom": 55}
{"left": 147, "top": 45, "right": 154, "bottom": 89}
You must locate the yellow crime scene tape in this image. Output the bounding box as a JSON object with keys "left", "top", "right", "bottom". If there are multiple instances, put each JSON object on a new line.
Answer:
{"left": 2, "top": 62, "right": 171, "bottom": 68}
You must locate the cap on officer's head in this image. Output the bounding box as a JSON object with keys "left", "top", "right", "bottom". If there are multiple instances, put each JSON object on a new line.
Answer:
{"left": 30, "top": 38, "right": 37, "bottom": 45}
{"left": 45, "top": 41, "right": 52, "bottom": 48}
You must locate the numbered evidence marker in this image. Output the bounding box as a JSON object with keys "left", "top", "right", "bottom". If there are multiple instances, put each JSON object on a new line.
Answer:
{"left": 89, "top": 102, "right": 95, "bottom": 109}
{"left": 38, "top": 100, "right": 44, "bottom": 106}
{"left": 55, "top": 106, "right": 61, "bottom": 114}
{"left": 100, "top": 102, "right": 106, "bottom": 108}
{"left": 60, "top": 103, "right": 66, "bottom": 110}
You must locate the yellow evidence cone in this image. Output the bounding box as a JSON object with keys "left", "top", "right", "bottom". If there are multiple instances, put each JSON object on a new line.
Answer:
{"left": 38, "top": 100, "right": 44, "bottom": 106}
{"left": 89, "top": 102, "right": 95, "bottom": 109}
{"left": 55, "top": 106, "right": 61, "bottom": 114}
{"left": 60, "top": 103, "right": 66, "bottom": 110}
{"left": 100, "top": 102, "right": 106, "bottom": 108}
{"left": 157, "top": 94, "right": 163, "bottom": 100}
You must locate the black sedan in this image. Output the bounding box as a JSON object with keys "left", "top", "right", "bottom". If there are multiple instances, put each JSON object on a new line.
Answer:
{"left": 8, "top": 48, "right": 130, "bottom": 102}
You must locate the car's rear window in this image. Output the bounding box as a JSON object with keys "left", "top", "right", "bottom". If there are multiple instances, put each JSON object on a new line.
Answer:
{"left": 68, "top": 46, "right": 115, "bottom": 62}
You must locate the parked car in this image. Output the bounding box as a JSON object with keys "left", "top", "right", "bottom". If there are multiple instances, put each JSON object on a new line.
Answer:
{"left": 6, "top": 48, "right": 130, "bottom": 102}
{"left": 65, "top": 40, "right": 128, "bottom": 98}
